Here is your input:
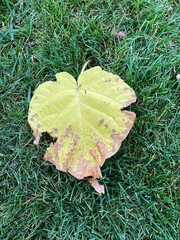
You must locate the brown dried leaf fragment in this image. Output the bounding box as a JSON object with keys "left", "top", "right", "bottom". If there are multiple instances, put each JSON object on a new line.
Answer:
{"left": 114, "top": 31, "right": 126, "bottom": 40}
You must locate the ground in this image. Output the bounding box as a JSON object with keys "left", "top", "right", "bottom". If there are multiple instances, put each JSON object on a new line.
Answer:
{"left": 0, "top": 0, "right": 179, "bottom": 239}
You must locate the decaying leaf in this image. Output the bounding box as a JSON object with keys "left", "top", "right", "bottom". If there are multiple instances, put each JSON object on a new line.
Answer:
{"left": 28, "top": 66, "right": 136, "bottom": 193}
{"left": 114, "top": 31, "right": 126, "bottom": 40}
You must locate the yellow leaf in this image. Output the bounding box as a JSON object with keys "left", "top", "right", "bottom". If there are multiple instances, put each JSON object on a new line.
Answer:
{"left": 28, "top": 66, "right": 136, "bottom": 193}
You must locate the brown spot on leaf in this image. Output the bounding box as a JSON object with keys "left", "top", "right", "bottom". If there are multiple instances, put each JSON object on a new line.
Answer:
{"left": 123, "top": 95, "right": 137, "bottom": 107}
{"left": 71, "top": 132, "right": 79, "bottom": 146}
{"left": 124, "top": 87, "right": 130, "bottom": 92}
{"left": 52, "top": 128, "right": 58, "bottom": 134}
{"left": 115, "top": 77, "right": 122, "bottom": 83}
{"left": 90, "top": 149, "right": 99, "bottom": 161}
{"left": 110, "top": 112, "right": 136, "bottom": 144}
{"left": 104, "top": 79, "right": 111, "bottom": 83}
{"left": 56, "top": 161, "right": 68, "bottom": 173}
{"left": 88, "top": 166, "right": 102, "bottom": 178}
{"left": 78, "top": 164, "right": 102, "bottom": 179}
{"left": 123, "top": 110, "right": 136, "bottom": 122}
{"left": 98, "top": 119, "right": 104, "bottom": 126}
{"left": 125, "top": 121, "right": 133, "bottom": 128}
{"left": 115, "top": 111, "right": 136, "bottom": 141}
{"left": 56, "top": 125, "right": 72, "bottom": 141}
{"left": 69, "top": 157, "right": 90, "bottom": 179}
{"left": 30, "top": 115, "right": 35, "bottom": 121}
{"left": 45, "top": 128, "right": 81, "bottom": 174}
{"left": 96, "top": 140, "right": 112, "bottom": 160}
{"left": 104, "top": 124, "right": 108, "bottom": 129}
{"left": 54, "top": 142, "right": 63, "bottom": 157}
{"left": 111, "top": 133, "right": 124, "bottom": 142}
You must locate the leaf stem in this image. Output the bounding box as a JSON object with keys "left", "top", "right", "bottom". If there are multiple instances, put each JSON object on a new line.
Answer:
{"left": 81, "top": 60, "right": 92, "bottom": 74}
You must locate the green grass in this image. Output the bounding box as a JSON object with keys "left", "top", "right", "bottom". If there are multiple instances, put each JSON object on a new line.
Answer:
{"left": 0, "top": 0, "right": 179, "bottom": 239}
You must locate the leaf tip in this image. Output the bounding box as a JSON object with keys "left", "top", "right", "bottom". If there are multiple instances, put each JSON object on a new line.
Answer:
{"left": 33, "top": 130, "right": 42, "bottom": 146}
{"left": 88, "top": 177, "right": 105, "bottom": 194}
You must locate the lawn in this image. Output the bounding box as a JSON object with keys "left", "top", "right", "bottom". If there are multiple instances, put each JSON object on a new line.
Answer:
{"left": 0, "top": 0, "right": 179, "bottom": 239}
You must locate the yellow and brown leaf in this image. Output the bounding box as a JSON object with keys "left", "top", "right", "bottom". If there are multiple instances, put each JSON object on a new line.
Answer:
{"left": 28, "top": 66, "right": 136, "bottom": 193}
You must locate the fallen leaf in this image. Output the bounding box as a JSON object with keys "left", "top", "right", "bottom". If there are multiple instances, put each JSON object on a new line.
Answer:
{"left": 28, "top": 66, "right": 136, "bottom": 193}
{"left": 114, "top": 31, "right": 126, "bottom": 40}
